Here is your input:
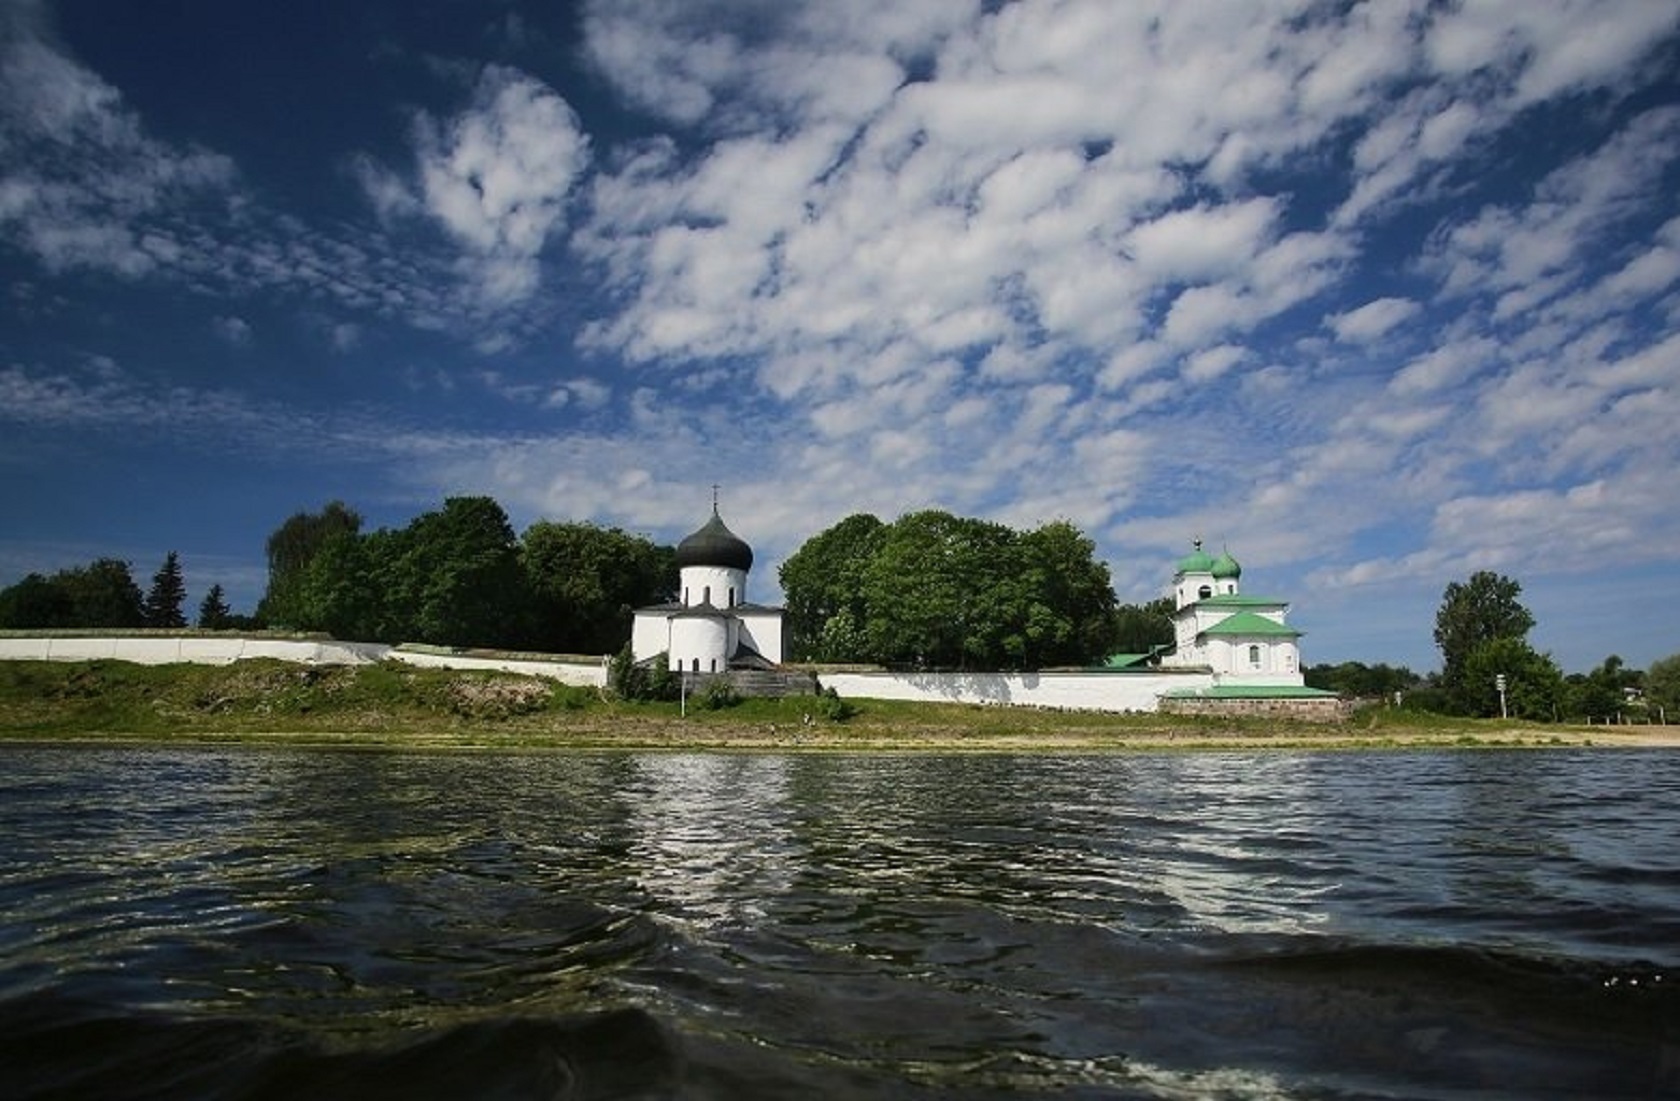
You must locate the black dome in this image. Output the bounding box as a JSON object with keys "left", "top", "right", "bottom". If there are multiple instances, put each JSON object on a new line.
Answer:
{"left": 675, "top": 510, "right": 753, "bottom": 571}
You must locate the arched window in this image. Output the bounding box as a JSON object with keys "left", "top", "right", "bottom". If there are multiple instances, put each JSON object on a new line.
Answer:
{"left": 710, "top": 658, "right": 717, "bottom": 672}
{"left": 703, "top": 585, "right": 711, "bottom": 605}
{"left": 728, "top": 586, "right": 736, "bottom": 608}
{"left": 692, "top": 657, "right": 700, "bottom": 672}
{"left": 1248, "top": 644, "right": 1261, "bottom": 666}
{"left": 1198, "top": 585, "right": 1213, "bottom": 600}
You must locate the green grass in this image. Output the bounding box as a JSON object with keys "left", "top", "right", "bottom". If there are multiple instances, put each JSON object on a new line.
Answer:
{"left": 0, "top": 659, "right": 1630, "bottom": 751}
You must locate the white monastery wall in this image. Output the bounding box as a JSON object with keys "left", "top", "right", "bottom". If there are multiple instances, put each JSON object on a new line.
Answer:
{"left": 817, "top": 670, "right": 1217, "bottom": 712}
{"left": 0, "top": 635, "right": 607, "bottom": 687}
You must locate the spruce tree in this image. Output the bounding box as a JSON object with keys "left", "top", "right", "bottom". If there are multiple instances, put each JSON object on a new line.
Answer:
{"left": 144, "top": 551, "right": 188, "bottom": 628}
{"left": 197, "top": 583, "right": 233, "bottom": 629}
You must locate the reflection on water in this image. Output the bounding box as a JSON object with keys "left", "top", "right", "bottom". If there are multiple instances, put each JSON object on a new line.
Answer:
{"left": 1, "top": 747, "right": 1676, "bottom": 1098}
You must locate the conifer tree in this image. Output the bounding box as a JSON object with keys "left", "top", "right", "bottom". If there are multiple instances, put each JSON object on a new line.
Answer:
{"left": 197, "top": 583, "right": 233, "bottom": 629}
{"left": 144, "top": 551, "right": 188, "bottom": 628}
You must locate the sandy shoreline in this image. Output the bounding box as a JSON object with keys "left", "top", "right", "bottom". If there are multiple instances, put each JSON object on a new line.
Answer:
{"left": 11, "top": 720, "right": 1679, "bottom": 753}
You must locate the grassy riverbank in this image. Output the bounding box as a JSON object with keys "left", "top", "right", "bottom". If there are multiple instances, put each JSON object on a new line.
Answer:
{"left": 0, "top": 658, "right": 1672, "bottom": 752}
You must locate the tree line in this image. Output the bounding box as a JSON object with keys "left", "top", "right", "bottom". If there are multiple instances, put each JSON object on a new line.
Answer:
{"left": 778, "top": 510, "right": 1133, "bottom": 671}
{"left": 0, "top": 551, "right": 238, "bottom": 631}
{"left": 5, "top": 499, "right": 1676, "bottom": 718}
{"left": 1305, "top": 569, "right": 1680, "bottom": 722}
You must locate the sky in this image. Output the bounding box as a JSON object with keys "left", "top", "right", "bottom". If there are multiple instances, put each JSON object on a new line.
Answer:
{"left": 3, "top": 0, "right": 1679, "bottom": 675}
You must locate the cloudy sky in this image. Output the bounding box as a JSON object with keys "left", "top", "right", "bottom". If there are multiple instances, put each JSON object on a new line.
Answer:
{"left": 4, "top": 0, "right": 1679, "bottom": 673}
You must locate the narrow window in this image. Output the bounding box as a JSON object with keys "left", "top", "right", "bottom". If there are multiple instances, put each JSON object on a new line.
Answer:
{"left": 728, "top": 586, "right": 736, "bottom": 608}
{"left": 1248, "top": 644, "right": 1261, "bottom": 666}
{"left": 710, "top": 658, "right": 717, "bottom": 672}
{"left": 692, "top": 658, "right": 699, "bottom": 672}
{"left": 682, "top": 587, "right": 689, "bottom": 605}
{"left": 703, "top": 585, "right": 711, "bottom": 605}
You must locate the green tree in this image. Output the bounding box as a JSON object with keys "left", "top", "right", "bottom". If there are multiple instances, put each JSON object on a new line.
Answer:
{"left": 1016, "top": 521, "right": 1118, "bottom": 667}
{"left": 1303, "top": 661, "right": 1422, "bottom": 699}
{"left": 0, "top": 573, "right": 72, "bottom": 628}
{"left": 57, "top": 558, "right": 146, "bottom": 628}
{"left": 258, "top": 501, "right": 362, "bottom": 628}
{"left": 295, "top": 529, "right": 387, "bottom": 640}
{"left": 860, "top": 511, "right": 1018, "bottom": 669}
{"left": 143, "top": 551, "right": 188, "bottom": 628}
{"left": 1111, "top": 596, "right": 1175, "bottom": 655}
{"left": 1434, "top": 571, "right": 1536, "bottom": 715}
{"left": 778, "top": 513, "right": 885, "bottom": 661}
{"left": 1460, "top": 637, "right": 1563, "bottom": 720}
{"left": 385, "top": 497, "right": 522, "bottom": 647}
{"left": 1563, "top": 654, "right": 1636, "bottom": 721}
{"left": 1645, "top": 652, "right": 1680, "bottom": 719}
{"left": 196, "top": 583, "right": 233, "bottom": 629}
{"left": 520, "top": 521, "right": 676, "bottom": 654}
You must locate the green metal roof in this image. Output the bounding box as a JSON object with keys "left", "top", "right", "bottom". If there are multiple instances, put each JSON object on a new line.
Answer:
{"left": 1175, "top": 539, "right": 1216, "bottom": 574}
{"left": 1192, "top": 594, "right": 1286, "bottom": 608}
{"left": 1101, "top": 652, "right": 1154, "bottom": 669}
{"left": 1161, "top": 684, "right": 1339, "bottom": 699}
{"left": 1211, "top": 549, "right": 1242, "bottom": 579}
{"left": 1200, "top": 610, "right": 1301, "bottom": 638}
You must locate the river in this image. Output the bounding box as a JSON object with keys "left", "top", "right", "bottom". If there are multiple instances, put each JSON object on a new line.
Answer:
{"left": 1, "top": 746, "right": 1675, "bottom": 1098}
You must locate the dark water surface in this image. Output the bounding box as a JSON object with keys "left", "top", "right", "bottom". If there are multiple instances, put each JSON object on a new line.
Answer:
{"left": 2, "top": 747, "right": 1676, "bottom": 1099}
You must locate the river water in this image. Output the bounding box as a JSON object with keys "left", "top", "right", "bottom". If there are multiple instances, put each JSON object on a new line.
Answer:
{"left": 1, "top": 747, "right": 1675, "bottom": 1099}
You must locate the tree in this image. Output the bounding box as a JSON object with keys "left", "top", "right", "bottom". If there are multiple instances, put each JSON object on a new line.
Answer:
{"left": 780, "top": 510, "right": 1121, "bottom": 670}
{"left": 0, "top": 573, "right": 72, "bottom": 628}
{"left": 1434, "top": 571, "right": 1535, "bottom": 714}
{"left": 1460, "top": 637, "right": 1562, "bottom": 720}
{"left": 143, "top": 551, "right": 188, "bottom": 628}
{"left": 57, "top": 558, "right": 146, "bottom": 628}
{"left": 259, "top": 501, "right": 362, "bottom": 628}
{"left": 1563, "top": 654, "right": 1637, "bottom": 721}
{"left": 1303, "top": 661, "right": 1422, "bottom": 699}
{"left": 520, "top": 521, "right": 676, "bottom": 654}
{"left": 1017, "top": 521, "right": 1119, "bottom": 667}
{"left": 197, "top": 583, "right": 233, "bottom": 629}
{"left": 385, "top": 497, "right": 522, "bottom": 647}
{"left": 778, "top": 513, "right": 885, "bottom": 661}
{"left": 1111, "top": 596, "right": 1175, "bottom": 655}
{"left": 1646, "top": 652, "right": 1680, "bottom": 718}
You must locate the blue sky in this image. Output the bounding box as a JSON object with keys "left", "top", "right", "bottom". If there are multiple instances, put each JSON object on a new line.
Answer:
{"left": 3, "top": 0, "right": 1679, "bottom": 674}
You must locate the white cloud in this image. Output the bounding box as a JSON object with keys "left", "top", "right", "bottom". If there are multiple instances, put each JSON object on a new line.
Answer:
{"left": 1329, "top": 297, "right": 1420, "bottom": 343}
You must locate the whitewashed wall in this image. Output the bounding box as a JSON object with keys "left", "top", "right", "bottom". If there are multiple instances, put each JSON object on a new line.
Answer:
{"left": 0, "top": 636, "right": 608, "bottom": 687}
{"left": 816, "top": 670, "right": 1219, "bottom": 713}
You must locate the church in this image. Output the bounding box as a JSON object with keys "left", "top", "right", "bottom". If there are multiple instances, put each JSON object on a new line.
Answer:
{"left": 629, "top": 504, "right": 785, "bottom": 673}
{"left": 1156, "top": 539, "right": 1305, "bottom": 684}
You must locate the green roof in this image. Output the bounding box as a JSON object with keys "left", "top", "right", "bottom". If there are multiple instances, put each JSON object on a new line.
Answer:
{"left": 1101, "top": 652, "right": 1155, "bottom": 669}
{"left": 1175, "top": 539, "right": 1216, "bottom": 574}
{"left": 1200, "top": 610, "right": 1301, "bottom": 638}
{"left": 1161, "top": 684, "right": 1339, "bottom": 699}
{"left": 1193, "top": 593, "right": 1286, "bottom": 609}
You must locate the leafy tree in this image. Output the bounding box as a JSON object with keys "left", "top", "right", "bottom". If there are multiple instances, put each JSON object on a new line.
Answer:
{"left": 520, "top": 521, "right": 676, "bottom": 654}
{"left": 1017, "top": 521, "right": 1118, "bottom": 667}
{"left": 197, "top": 583, "right": 234, "bottom": 629}
{"left": 0, "top": 573, "right": 72, "bottom": 628}
{"left": 385, "top": 497, "right": 522, "bottom": 647}
{"left": 1303, "top": 661, "right": 1422, "bottom": 699}
{"left": 1646, "top": 652, "right": 1680, "bottom": 718}
{"left": 1111, "top": 596, "right": 1174, "bottom": 655}
{"left": 57, "top": 558, "right": 146, "bottom": 628}
{"left": 860, "top": 510, "right": 1020, "bottom": 669}
{"left": 259, "top": 501, "right": 362, "bottom": 629}
{"left": 1563, "top": 654, "right": 1638, "bottom": 721}
{"left": 296, "top": 530, "right": 387, "bottom": 640}
{"left": 1434, "top": 571, "right": 1535, "bottom": 714}
{"left": 778, "top": 513, "right": 885, "bottom": 661}
{"left": 143, "top": 551, "right": 188, "bottom": 628}
{"left": 1460, "top": 637, "right": 1562, "bottom": 720}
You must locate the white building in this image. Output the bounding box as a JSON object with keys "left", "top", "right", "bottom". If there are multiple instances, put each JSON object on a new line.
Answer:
{"left": 630, "top": 507, "right": 786, "bottom": 673}
{"left": 1157, "top": 539, "right": 1305, "bottom": 685}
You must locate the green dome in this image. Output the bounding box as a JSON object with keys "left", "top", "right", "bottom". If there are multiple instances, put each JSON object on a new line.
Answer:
{"left": 1176, "top": 539, "right": 1216, "bottom": 574}
{"left": 1211, "top": 549, "right": 1242, "bottom": 579}
{"left": 675, "top": 509, "right": 754, "bottom": 571}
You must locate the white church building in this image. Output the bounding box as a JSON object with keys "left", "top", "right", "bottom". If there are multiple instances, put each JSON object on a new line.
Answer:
{"left": 630, "top": 506, "right": 785, "bottom": 673}
{"left": 1156, "top": 539, "right": 1304, "bottom": 684}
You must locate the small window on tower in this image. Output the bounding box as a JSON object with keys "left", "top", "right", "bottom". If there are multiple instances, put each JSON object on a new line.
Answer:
{"left": 1248, "top": 644, "right": 1261, "bottom": 666}
{"left": 1198, "top": 585, "right": 1213, "bottom": 600}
